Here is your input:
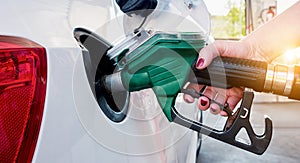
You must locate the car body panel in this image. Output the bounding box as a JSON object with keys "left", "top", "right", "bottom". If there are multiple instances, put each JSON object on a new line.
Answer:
{"left": 0, "top": 0, "right": 201, "bottom": 162}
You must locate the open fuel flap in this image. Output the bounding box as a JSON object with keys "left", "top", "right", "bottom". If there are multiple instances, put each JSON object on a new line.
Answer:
{"left": 73, "top": 27, "right": 129, "bottom": 122}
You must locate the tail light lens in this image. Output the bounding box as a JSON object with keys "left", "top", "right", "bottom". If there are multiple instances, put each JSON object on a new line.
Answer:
{"left": 0, "top": 36, "right": 47, "bottom": 163}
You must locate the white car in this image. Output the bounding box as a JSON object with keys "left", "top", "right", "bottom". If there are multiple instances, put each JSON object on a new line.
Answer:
{"left": 0, "top": 0, "right": 211, "bottom": 162}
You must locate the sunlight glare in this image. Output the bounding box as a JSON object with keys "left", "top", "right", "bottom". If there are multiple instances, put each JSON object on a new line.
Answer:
{"left": 282, "top": 47, "right": 300, "bottom": 64}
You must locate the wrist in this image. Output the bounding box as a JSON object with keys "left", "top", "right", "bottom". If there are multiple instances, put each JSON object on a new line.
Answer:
{"left": 241, "top": 39, "right": 274, "bottom": 63}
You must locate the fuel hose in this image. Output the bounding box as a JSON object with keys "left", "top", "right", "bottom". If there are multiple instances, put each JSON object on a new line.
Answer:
{"left": 191, "top": 57, "right": 300, "bottom": 100}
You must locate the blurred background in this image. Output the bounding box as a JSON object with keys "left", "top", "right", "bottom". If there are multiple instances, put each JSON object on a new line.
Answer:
{"left": 204, "top": 0, "right": 300, "bottom": 103}
{"left": 198, "top": 1, "right": 300, "bottom": 162}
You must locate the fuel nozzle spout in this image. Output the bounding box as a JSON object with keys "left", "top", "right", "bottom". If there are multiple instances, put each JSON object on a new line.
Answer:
{"left": 104, "top": 70, "right": 154, "bottom": 94}
{"left": 103, "top": 72, "right": 127, "bottom": 94}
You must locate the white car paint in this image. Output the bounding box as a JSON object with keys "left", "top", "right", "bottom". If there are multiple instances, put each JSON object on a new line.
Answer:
{"left": 0, "top": 0, "right": 210, "bottom": 162}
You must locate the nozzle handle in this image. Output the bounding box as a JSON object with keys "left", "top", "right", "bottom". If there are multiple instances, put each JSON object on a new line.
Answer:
{"left": 191, "top": 56, "right": 300, "bottom": 100}
{"left": 190, "top": 57, "right": 268, "bottom": 91}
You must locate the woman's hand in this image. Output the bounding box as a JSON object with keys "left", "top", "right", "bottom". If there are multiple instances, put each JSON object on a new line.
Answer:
{"left": 184, "top": 40, "right": 267, "bottom": 115}
{"left": 184, "top": 1, "right": 300, "bottom": 115}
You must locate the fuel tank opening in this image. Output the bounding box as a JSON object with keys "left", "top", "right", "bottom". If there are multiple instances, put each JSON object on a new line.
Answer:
{"left": 74, "top": 27, "right": 129, "bottom": 122}
{"left": 95, "top": 56, "right": 130, "bottom": 122}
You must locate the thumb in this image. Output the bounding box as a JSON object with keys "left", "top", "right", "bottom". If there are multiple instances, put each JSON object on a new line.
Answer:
{"left": 196, "top": 40, "right": 244, "bottom": 69}
{"left": 196, "top": 41, "right": 222, "bottom": 69}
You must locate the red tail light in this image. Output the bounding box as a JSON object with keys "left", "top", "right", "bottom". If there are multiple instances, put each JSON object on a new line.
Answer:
{"left": 0, "top": 36, "right": 47, "bottom": 163}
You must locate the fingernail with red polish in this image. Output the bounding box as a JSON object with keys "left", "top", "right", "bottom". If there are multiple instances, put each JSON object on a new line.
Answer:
{"left": 185, "top": 95, "right": 194, "bottom": 103}
{"left": 196, "top": 57, "right": 205, "bottom": 68}
{"left": 200, "top": 99, "right": 208, "bottom": 106}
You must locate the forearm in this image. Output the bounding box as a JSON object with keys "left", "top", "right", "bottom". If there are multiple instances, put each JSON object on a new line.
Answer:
{"left": 243, "top": 1, "right": 300, "bottom": 62}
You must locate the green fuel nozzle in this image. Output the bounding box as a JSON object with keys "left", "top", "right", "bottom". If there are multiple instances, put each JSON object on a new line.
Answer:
{"left": 103, "top": 31, "right": 274, "bottom": 155}
{"left": 104, "top": 32, "right": 205, "bottom": 121}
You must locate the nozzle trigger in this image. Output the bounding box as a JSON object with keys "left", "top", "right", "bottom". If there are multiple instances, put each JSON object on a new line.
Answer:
{"left": 172, "top": 91, "right": 272, "bottom": 155}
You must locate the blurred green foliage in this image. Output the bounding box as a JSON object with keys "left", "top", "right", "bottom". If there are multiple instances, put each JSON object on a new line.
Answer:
{"left": 210, "top": 0, "right": 246, "bottom": 39}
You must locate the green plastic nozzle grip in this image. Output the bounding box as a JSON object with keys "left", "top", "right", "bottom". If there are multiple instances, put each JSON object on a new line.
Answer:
{"left": 120, "top": 36, "right": 205, "bottom": 121}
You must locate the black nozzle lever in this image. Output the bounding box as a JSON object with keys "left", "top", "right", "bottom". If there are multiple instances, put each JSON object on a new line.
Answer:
{"left": 172, "top": 91, "right": 272, "bottom": 155}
